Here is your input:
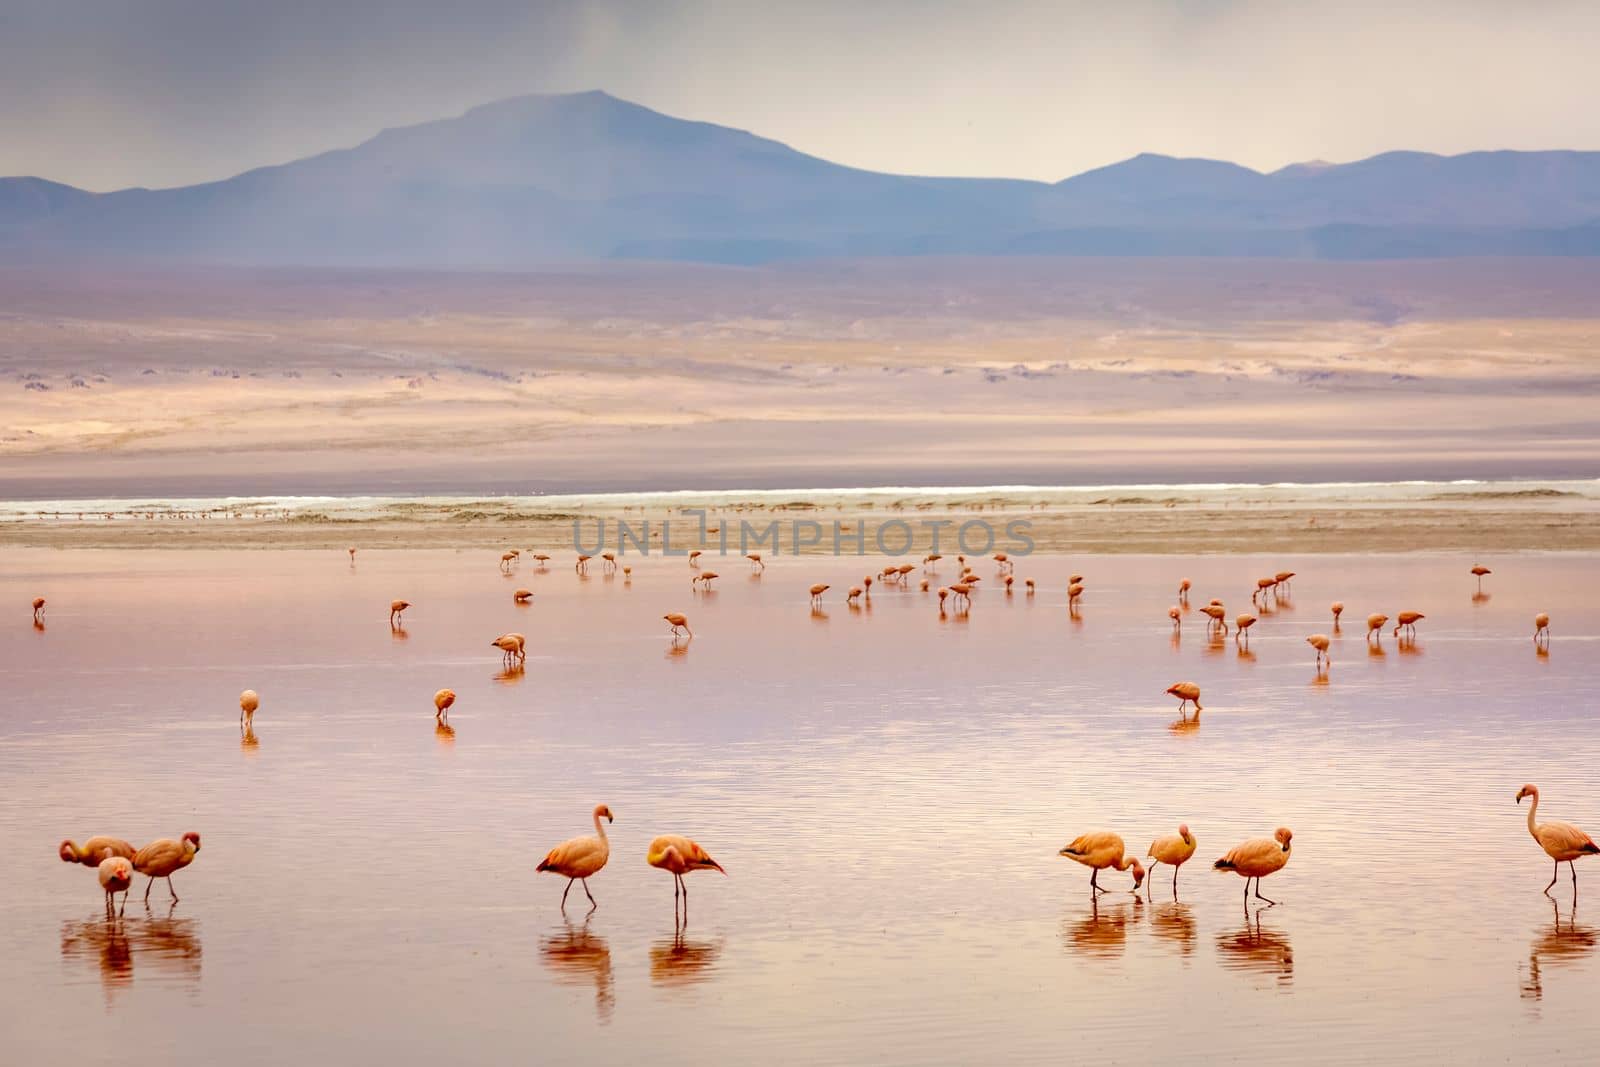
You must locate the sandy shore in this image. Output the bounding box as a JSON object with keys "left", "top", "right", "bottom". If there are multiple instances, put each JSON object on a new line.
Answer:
{"left": 4, "top": 490, "right": 1596, "bottom": 553}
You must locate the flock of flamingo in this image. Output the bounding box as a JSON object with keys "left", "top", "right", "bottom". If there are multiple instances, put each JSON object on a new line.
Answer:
{"left": 39, "top": 550, "right": 1590, "bottom": 918}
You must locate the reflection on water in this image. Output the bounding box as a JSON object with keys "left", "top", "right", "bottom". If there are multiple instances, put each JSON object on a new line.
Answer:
{"left": 541, "top": 918, "right": 615, "bottom": 1024}
{"left": 649, "top": 917, "right": 724, "bottom": 988}
{"left": 1062, "top": 897, "right": 1144, "bottom": 960}
{"left": 60, "top": 912, "right": 203, "bottom": 1006}
{"left": 1521, "top": 899, "right": 1597, "bottom": 1005}
{"left": 7, "top": 549, "right": 1600, "bottom": 1062}
{"left": 1215, "top": 908, "right": 1294, "bottom": 988}
{"left": 390, "top": 625, "right": 408, "bottom": 642}
{"left": 240, "top": 726, "right": 259, "bottom": 754}
{"left": 1150, "top": 902, "right": 1198, "bottom": 958}
{"left": 493, "top": 664, "right": 525, "bottom": 685}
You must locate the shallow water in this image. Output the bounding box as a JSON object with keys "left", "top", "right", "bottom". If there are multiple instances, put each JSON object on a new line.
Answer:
{"left": 2, "top": 548, "right": 1598, "bottom": 1064}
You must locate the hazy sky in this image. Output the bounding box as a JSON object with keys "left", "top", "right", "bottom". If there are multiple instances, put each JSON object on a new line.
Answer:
{"left": 4, "top": 0, "right": 1598, "bottom": 191}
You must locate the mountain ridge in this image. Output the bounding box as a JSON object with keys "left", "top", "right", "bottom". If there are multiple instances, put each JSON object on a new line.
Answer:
{"left": 4, "top": 90, "right": 1600, "bottom": 265}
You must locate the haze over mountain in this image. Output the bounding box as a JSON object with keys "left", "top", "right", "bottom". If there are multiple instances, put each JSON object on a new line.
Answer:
{"left": 4, "top": 90, "right": 1599, "bottom": 266}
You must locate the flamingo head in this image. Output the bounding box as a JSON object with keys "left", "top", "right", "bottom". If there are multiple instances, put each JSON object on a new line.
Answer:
{"left": 699, "top": 854, "right": 726, "bottom": 875}
{"left": 1178, "top": 824, "right": 1192, "bottom": 842}
{"left": 595, "top": 805, "right": 614, "bottom": 823}
{"left": 183, "top": 831, "right": 202, "bottom": 851}
{"left": 1274, "top": 827, "right": 1293, "bottom": 850}
{"left": 59, "top": 840, "right": 79, "bottom": 863}
{"left": 1129, "top": 858, "right": 1145, "bottom": 888}
{"left": 1516, "top": 784, "right": 1538, "bottom": 804}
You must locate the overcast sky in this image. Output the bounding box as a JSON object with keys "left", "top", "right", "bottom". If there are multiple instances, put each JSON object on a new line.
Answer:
{"left": 4, "top": 0, "right": 1598, "bottom": 191}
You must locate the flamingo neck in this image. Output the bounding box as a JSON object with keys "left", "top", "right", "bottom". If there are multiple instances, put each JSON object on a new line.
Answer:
{"left": 1113, "top": 855, "right": 1133, "bottom": 872}
{"left": 1527, "top": 792, "right": 1540, "bottom": 837}
{"left": 593, "top": 812, "right": 609, "bottom": 843}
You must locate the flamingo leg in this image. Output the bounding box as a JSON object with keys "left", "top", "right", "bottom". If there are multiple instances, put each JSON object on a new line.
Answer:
{"left": 144, "top": 876, "right": 155, "bottom": 903}
{"left": 167, "top": 876, "right": 179, "bottom": 902}
{"left": 1254, "top": 880, "right": 1277, "bottom": 906}
{"left": 1572, "top": 861, "right": 1579, "bottom": 898}
{"left": 582, "top": 878, "right": 596, "bottom": 906}
{"left": 1546, "top": 861, "right": 1560, "bottom": 895}
{"left": 1173, "top": 867, "right": 1179, "bottom": 894}
{"left": 561, "top": 878, "right": 574, "bottom": 908}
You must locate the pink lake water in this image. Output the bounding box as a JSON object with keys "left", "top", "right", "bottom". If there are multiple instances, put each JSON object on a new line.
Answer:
{"left": 2, "top": 548, "right": 1598, "bottom": 1064}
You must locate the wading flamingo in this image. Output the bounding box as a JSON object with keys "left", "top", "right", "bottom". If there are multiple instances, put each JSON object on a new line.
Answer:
{"left": 746, "top": 554, "right": 764, "bottom": 572}
{"left": 1068, "top": 583, "right": 1084, "bottom": 608}
{"left": 1178, "top": 578, "right": 1191, "bottom": 603}
{"left": 1166, "top": 682, "right": 1202, "bottom": 715}
{"left": 1214, "top": 827, "right": 1292, "bottom": 905}
{"left": 1306, "top": 633, "right": 1331, "bottom": 669}
{"left": 1025, "top": 579, "right": 1035, "bottom": 595}
{"left": 1253, "top": 578, "right": 1276, "bottom": 606}
{"left": 923, "top": 554, "right": 942, "bottom": 572}
{"left": 1235, "top": 614, "right": 1257, "bottom": 647}
{"left": 491, "top": 633, "right": 526, "bottom": 665}
{"left": 433, "top": 688, "right": 455, "bottom": 721}
{"left": 500, "top": 552, "right": 517, "bottom": 572}
{"left": 98, "top": 854, "right": 134, "bottom": 914}
{"left": 133, "top": 832, "right": 201, "bottom": 903}
{"left": 937, "top": 588, "right": 949, "bottom": 610}
{"left": 348, "top": 547, "right": 356, "bottom": 562}
{"left": 1366, "top": 614, "right": 1388, "bottom": 644}
{"left": 1393, "top": 611, "right": 1424, "bottom": 639}
{"left": 389, "top": 600, "right": 410, "bottom": 626}
{"left": 950, "top": 583, "right": 972, "bottom": 609}
{"left": 60, "top": 836, "right": 135, "bottom": 867}
{"left": 1471, "top": 564, "right": 1491, "bottom": 591}
{"left": 539, "top": 805, "right": 614, "bottom": 909}
{"left": 847, "top": 586, "right": 862, "bottom": 604}
{"left": 689, "top": 550, "right": 702, "bottom": 566}
{"left": 239, "top": 689, "right": 259, "bottom": 729}
{"left": 1331, "top": 602, "right": 1344, "bottom": 624}
{"left": 533, "top": 554, "right": 551, "bottom": 566}
{"left": 601, "top": 553, "right": 617, "bottom": 572}
{"left": 32, "top": 597, "right": 46, "bottom": 621}
{"left": 809, "top": 583, "right": 830, "bottom": 607}
{"left": 575, "top": 555, "right": 591, "bottom": 575}
{"left": 1147, "top": 825, "right": 1197, "bottom": 893}
{"left": 1169, "top": 607, "right": 1181, "bottom": 631}
{"left": 1274, "top": 571, "right": 1295, "bottom": 593}
{"left": 1201, "top": 604, "right": 1228, "bottom": 636}
{"left": 514, "top": 588, "right": 533, "bottom": 603}
{"left": 647, "top": 835, "right": 725, "bottom": 903}
{"left": 1060, "top": 832, "right": 1145, "bottom": 894}
{"left": 1517, "top": 784, "right": 1598, "bottom": 895}
{"left": 663, "top": 613, "right": 692, "bottom": 638}
{"left": 1535, "top": 613, "right": 1550, "bottom": 647}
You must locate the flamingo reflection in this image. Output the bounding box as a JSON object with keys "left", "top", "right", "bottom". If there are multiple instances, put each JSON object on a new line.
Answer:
{"left": 1215, "top": 907, "right": 1293, "bottom": 987}
{"left": 1062, "top": 896, "right": 1144, "bottom": 960}
{"left": 541, "top": 918, "right": 615, "bottom": 1023}
{"left": 60, "top": 912, "right": 203, "bottom": 1006}
{"left": 1150, "top": 901, "right": 1197, "bottom": 958}
{"left": 1521, "top": 898, "right": 1597, "bottom": 1003}
{"left": 650, "top": 914, "right": 725, "bottom": 988}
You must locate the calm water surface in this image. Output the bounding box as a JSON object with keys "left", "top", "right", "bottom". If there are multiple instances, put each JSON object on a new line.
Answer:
{"left": 2, "top": 549, "right": 1598, "bottom": 1064}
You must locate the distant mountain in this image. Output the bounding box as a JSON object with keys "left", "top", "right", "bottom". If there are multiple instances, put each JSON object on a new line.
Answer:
{"left": 4, "top": 91, "right": 1600, "bottom": 266}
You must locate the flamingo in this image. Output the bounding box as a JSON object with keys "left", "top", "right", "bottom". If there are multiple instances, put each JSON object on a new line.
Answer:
{"left": 239, "top": 689, "right": 259, "bottom": 729}
{"left": 1274, "top": 571, "right": 1295, "bottom": 593}
{"left": 1517, "top": 785, "right": 1599, "bottom": 895}
{"left": 1178, "top": 578, "right": 1190, "bottom": 603}
{"left": 601, "top": 553, "right": 617, "bottom": 572}
{"left": 1471, "top": 564, "right": 1491, "bottom": 591}
{"left": 389, "top": 599, "right": 410, "bottom": 626}
{"left": 1393, "top": 611, "right": 1424, "bottom": 639}
{"left": 1059, "top": 832, "right": 1146, "bottom": 894}
{"left": 98, "top": 854, "right": 134, "bottom": 915}
{"left": 994, "top": 553, "right": 1012, "bottom": 574}
{"left": 647, "top": 835, "right": 725, "bottom": 903}
{"left": 1535, "top": 613, "right": 1550, "bottom": 647}
{"left": 575, "top": 555, "right": 591, "bottom": 575}
{"left": 60, "top": 836, "right": 135, "bottom": 867}
{"left": 1025, "top": 579, "right": 1035, "bottom": 595}
{"left": 1366, "top": 614, "right": 1388, "bottom": 644}
{"left": 1254, "top": 578, "right": 1276, "bottom": 606}
{"left": 1331, "top": 601, "right": 1344, "bottom": 623}
{"left": 1068, "top": 583, "right": 1084, "bottom": 608}
{"left": 1235, "top": 614, "right": 1257, "bottom": 647}
{"left": 663, "top": 613, "right": 692, "bottom": 638}
{"left": 923, "top": 554, "right": 942, "bottom": 572}
{"left": 809, "top": 583, "right": 830, "bottom": 607}
{"left": 1214, "top": 827, "right": 1292, "bottom": 904}
{"left": 949, "top": 583, "right": 972, "bottom": 609}
{"left": 1169, "top": 606, "right": 1181, "bottom": 631}
{"left": 133, "top": 832, "right": 201, "bottom": 903}
{"left": 1307, "top": 633, "right": 1331, "bottom": 668}
{"left": 347, "top": 547, "right": 356, "bottom": 563}
{"left": 433, "top": 688, "right": 456, "bottom": 721}
{"left": 1146, "top": 825, "right": 1197, "bottom": 893}
{"left": 514, "top": 588, "right": 533, "bottom": 603}
{"left": 539, "top": 805, "right": 614, "bottom": 909}
{"left": 533, "top": 554, "right": 551, "bottom": 567}
{"left": 1201, "top": 604, "right": 1228, "bottom": 636}
{"left": 689, "top": 550, "right": 702, "bottom": 566}
{"left": 491, "top": 633, "right": 527, "bottom": 664}
{"left": 32, "top": 597, "right": 46, "bottom": 621}
{"left": 919, "top": 579, "right": 929, "bottom": 593}
{"left": 937, "top": 587, "right": 949, "bottom": 610}
{"left": 1165, "top": 682, "right": 1202, "bottom": 715}
{"left": 500, "top": 552, "right": 517, "bottom": 572}
{"left": 847, "top": 586, "right": 862, "bottom": 603}
{"left": 746, "top": 554, "right": 764, "bottom": 572}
